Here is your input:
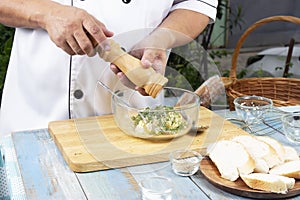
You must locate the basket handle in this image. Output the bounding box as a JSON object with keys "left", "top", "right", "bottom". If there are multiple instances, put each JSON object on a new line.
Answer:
{"left": 230, "top": 15, "right": 300, "bottom": 79}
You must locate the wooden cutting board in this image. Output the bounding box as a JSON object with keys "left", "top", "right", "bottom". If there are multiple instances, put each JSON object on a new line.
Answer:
{"left": 48, "top": 107, "right": 248, "bottom": 172}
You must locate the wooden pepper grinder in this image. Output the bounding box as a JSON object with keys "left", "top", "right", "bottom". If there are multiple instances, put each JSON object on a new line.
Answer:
{"left": 94, "top": 39, "right": 168, "bottom": 98}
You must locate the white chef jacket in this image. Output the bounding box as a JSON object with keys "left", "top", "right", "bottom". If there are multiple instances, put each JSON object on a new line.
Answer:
{"left": 0, "top": 0, "right": 217, "bottom": 137}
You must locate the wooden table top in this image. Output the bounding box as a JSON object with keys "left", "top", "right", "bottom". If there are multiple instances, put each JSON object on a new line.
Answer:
{"left": 3, "top": 107, "right": 300, "bottom": 200}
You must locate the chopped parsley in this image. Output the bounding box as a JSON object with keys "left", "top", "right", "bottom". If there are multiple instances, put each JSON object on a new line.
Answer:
{"left": 131, "top": 106, "right": 188, "bottom": 135}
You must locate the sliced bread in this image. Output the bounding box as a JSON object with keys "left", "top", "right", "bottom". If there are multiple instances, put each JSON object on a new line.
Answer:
{"left": 232, "top": 135, "right": 281, "bottom": 171}
{"left": 283, "top": 146, "right": 299, "bottom": 162}
{"left": 208, "top": 140, "right": 255, "bottom": 181}
{"left": 240, "top": 173, "right": 295, "bottom": 194}
{"left": 269, "top": 160, "right": 300, "bottom": 179}
{"left": 253, "top": 158, "right": 269, "bottom": 174}
{"left": 255, "top": 136, "right": 285, "bottom": 164}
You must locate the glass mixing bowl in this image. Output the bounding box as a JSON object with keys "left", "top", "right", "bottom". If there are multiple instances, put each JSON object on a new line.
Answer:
{"left": 112, "top": 87, "right": 201, "bottom": 140}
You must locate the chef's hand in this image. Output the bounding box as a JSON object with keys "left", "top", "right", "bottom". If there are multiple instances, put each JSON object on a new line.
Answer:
{"left": 110, "top": 47, "right": 167, "bottom": 95}
{"left": 43, "top": 5, "right": 113, "bottom": 56}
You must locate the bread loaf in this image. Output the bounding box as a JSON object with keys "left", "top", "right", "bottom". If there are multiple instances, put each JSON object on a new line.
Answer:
{"left": 232, "top": 135, "right": 281, "bottom": 172}
{"left": 283, "top": 146, "right": 300, "bottom": 162}
{"left": 208, "top": 135, "right": 299, "bottom": 194}
{"left": 255, "top": 136, "right": 285, "bottom": 163}
{"left": 208, "top": 140, "right": 255, "bottom": 181}
{"left": 240, "top": 173, "right": 295, "bottom": 194}
{"left": 269, "top": 160, "right": 300, "bottom": 179}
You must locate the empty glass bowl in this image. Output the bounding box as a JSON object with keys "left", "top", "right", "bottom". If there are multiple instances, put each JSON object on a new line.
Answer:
{"left": 139, "top": 176, "right": 173, "bottom": 200}
{"left": 112, "top": 87, "right": 201, "bottom": 140}
{"left": 234, "top": 95, "right": 273, "bottom": 125}
{"left": 282, "top": 113, "right": 300, "bottom": 143}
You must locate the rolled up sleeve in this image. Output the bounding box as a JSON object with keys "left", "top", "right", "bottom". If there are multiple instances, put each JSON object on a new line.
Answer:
{"left": 171, "top": 0, "right": 218, "bottom": 23}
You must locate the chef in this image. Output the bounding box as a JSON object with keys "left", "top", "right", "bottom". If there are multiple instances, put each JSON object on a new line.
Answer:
{"left": 0, "top": 0, "right": 217, "bottom": 137}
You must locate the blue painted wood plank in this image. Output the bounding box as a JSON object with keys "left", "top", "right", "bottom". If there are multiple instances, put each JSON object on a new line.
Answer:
{"left": 12, "top": 129, "right": 86, "bottom": 200}
{"left": 76, "top": 168, "right": 140, "bottom": 200}
{"left": 77, "top": 161, "right": 210, "bottom": 200}
{"left": 191, "top": 172, "right": 246, "bottom": 200}
{"left": 127, "top": 162, "right": 210, "bottom": 200}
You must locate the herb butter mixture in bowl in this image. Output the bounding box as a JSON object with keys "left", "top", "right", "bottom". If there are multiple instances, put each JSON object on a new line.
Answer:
{"left": 112, "top": 87, "right": 201, "bottom": 140}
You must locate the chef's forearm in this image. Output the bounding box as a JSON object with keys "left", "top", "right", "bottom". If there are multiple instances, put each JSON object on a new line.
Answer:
{"left": 0, "top": 0, "right": 62, "bottom": 29}
{"left": 161, "top": 9, "right": 209, "bottom": 41}
{"left": 151, "top": 9, "right": 210, "bottom": 49}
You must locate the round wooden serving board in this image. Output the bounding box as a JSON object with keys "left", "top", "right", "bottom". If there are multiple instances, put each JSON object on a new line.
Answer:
{"left": 200, "top": 157, "right": 300, "bottom": 199}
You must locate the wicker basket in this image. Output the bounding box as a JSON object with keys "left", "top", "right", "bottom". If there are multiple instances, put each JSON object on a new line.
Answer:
{"left": 222, "top": 15, "right": 300, "bottom": 110}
